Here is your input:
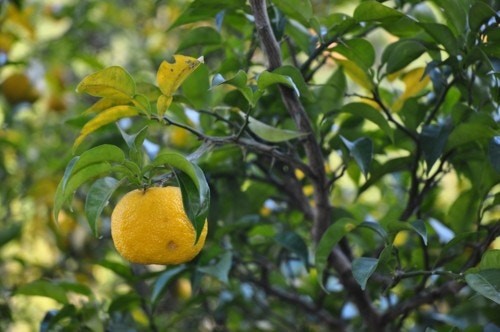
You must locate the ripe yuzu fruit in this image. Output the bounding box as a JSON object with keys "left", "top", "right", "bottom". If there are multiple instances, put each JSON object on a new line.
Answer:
{"left": 111, "top": 186, "right": 207, "bottom": 265}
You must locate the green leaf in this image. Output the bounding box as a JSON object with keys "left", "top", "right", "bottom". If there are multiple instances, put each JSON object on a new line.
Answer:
{"left": 212, "top": 71, "right": 254, "bottom": 105}
{"left": 273, "top": 66, "right": 313, "bottom": 100}
{"left": 420, "top": 123, "right": 451, "bottom": 170}
{"left": 76, "top": 66, "right": 136, "bottom": 99}
{"left": 244, "top": 113, "right": 307, "bottom": 143}
{"left": 315, "top": 218, "right": 361, "bottom": 292}
{"left": 58, "top": 282, "right": 92, "bottom": 297}
{"left": 109, "top": 293, "right": 141, "bottom": 313}
{"left": 85, "top": 177, "right": 122, "bottom": 237}
{"left": 341, "top": 136, "right": 373, "bottom": 177}
{"left": 468, "top": 2, "right": 496, "bottom": 34}
{"left": 146, "top": 152, "right": 210, "bottom": 242}
{"left": 446, "top": 123, "right": 496, "bottom": 151}
{"left": 118, "top": 125, "right": 148, "bottom": 167}
{"left": 465, "top": 270, "right": 500, "bottom": 305}
{"left": 340, "top": 102, "right": 394, "bottom": 142}
{"left": 353, "top": 1, "right": 403, "bottom": 21}
{"left": 0, "top": 223, "right": 22, "bottom": 248}
{"left": 53, "top": 145, "right": 126, "bottom": 222}
{"left": 275, "top": 231, "right": 310, "bottom": 268}
{"left": 419, "top": 22, "right": 458, "bottom": 55}
{"left": 98, "top": 260, "right": 134, "bottom": 280}
{"left": 358, "top": 157, "right": 412, "bottom": 195}
{"left": 177, "top": 27, "right": 221, "bottom": 51}
{"left": 272, "top": 0, "right": 313, "bottom": 27}
{"left": 410, "top": 219, "right": 428, "bottom": 246}
{"left": 169, "top": 0, "right": 246, "bottom": 30}
{"left": 15, "top": 280, "right": 68, "bottom": 304}
{"left": 489, "top": 136, "right": 500, "bottom": 173}
{"left": 352, "top": 257, "right": 379, "bottom": 290}
{"left": 479, "top": 250, "right": 500, "bottom": 270}
{"left": 151, "top": 266, "right": 186, "bottom": 307}
{"left": 359, "top": 221, "right": 389, "bottom": 245}
{"left": 333, "top": 39, "right": 375, "bottom": 70}
{"left": 382, "top": 40, "right": 426, "bottom": 74}
{"left": 257, "top": 71, "right": 300, "bottom": 97}
{"left": 198, "top": 251, "right": 233, "bottom": 284}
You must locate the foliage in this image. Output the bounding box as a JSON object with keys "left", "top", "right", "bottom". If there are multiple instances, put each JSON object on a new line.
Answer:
{"left": 1, "top": 0, "right": 499, "bottom": 331}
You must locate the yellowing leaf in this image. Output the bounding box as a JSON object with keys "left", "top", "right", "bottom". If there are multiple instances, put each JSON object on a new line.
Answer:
{"left": 392, "top": 67, "right": 430, "bottom": 112}
{"left": 76, "top": 66, "right": 136, "bottom": 99}
{"left": 83, "top": 98, "right": 131, "bottom": 115}
{"left": 334, "top": 58, "right": 374, "bottom": 90}
{"left": 156, "top": 95, "right": 173, "bottom": 117}
{"left": 74, "top": 106, "right": 139, "bottom": 150}
{"left": 156, "top": 55, "right": 203, "bottom": 97}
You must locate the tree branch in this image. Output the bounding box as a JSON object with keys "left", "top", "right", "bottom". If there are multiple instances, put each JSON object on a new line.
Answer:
{"left": 249, "top": 0, "right": 382, "bottom": 328}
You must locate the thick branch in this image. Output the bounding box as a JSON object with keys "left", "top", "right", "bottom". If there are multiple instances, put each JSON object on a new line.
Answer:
{"left": 249, "top": 0, "right": 382, "bottom": 328}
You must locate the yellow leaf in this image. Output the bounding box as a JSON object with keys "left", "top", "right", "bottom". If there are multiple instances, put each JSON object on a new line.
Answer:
{"left": 156, "top": 55, "right": 203, "bottom": 97}
{"left": 156, "top": 95, "right": 173, "bottom": 117}
{"left": 335, "top": 58, "right": 374, "bottom": 90}
{"left": 76, "top": 66, "right": 135, "bottom": 99}
{"left": 392, "top": 67, "right": 430, "bottom": 112}
{"left": 83, "top": 98, "right": 131, "bottom": 115}
{"left": 74, "top": 106, "right": 139, "bottom": 150}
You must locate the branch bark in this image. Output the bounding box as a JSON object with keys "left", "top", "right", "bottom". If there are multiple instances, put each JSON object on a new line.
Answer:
{"left": 249, "top": 0, "right": 382, "bottom": 328}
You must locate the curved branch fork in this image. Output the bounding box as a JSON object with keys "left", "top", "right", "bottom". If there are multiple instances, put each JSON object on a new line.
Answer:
{"left": 249, "top": 0, "right": 381, "bottom": 328}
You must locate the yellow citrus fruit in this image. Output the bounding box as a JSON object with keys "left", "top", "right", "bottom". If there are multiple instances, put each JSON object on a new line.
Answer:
{"left": 175, "top": 277, "right": 193, "bottom": 300}
{"left": 1, "top": 73, "right": 39, "bottom": 105}
{"left": 111, "top": 186, "right": 207, "bottom": 265}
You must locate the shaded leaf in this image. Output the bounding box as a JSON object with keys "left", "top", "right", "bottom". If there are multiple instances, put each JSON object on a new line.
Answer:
{"left": 169, "top": 0, "right": 245, "bottom": 30}
{"left": 272, "top": 0, "right": 313, "bottom": 27}
{"left": 341, "top": 136, "right": 373, "bottom": 177}
{"left": 177, "top": 27, "right": 221, "bottom": 51}
{"left": 489, "top": 136, "right": 500, "bottom": 173}
{"left": 358, "top": 157, "right": 412, "bottom": 195}
{"left": 151, "top": 266, "right": 186, "bottom": 306}
{"left": 419, "top": 22, "right": 458, "bottom": 55}
{"left": 479, "top": 250, "right": 500, "bottom": 270}
{"left": 333, "top": 38, "right": 375, "bottom": 70}
{"left": 275, "top": 231, "right": 310, "bottom": 268}
{"left": 392, "top": 67, "right": 431, "bottom": 112}
{"left": 340, "top": 102, "right": 393, "bottom": 142}
{"left": 353, "top": 1, "right": 403, "bottom": 21}
{"left": 274, "top": 66, "right": 314, "bottom": 100}
{"left": 315, "top": 218, "right": 361, "bottom": 292}
{"left": 420, "top": 123, "right": 451, "bottom": 170}
{"left": 198, "top": 251, "right": 233, "bottom": 284}
{"left": 85, "top": 177, "right": 122, "bottom": 237}
{"left": 465, "top": 270, "right": 500, "bottom": 305}
{"left": 73, "top": 105, "right": 139, "bottom": 150}
{"left": 410, "top": 219, "right": 428, "bottom": 246}
{"left": 352, "top": 257, "right": 379, "bottom": 290}
{"left": 359, "top": 221, "right": 389, "bottom": 245}
{"left": 76, "top": 66, "right": 135, "bottom": 99}
{"left": 382, "top": 40, "right": 426, "bottom": 74}
{"left": 446, "top": 123, "right": 496, "bottom": 151}
{"left": 212, "top": 70, "right": 254, "bottom": 105}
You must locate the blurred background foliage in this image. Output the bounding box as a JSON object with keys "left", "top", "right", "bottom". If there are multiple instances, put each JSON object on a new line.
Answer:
{"left": 0, "top": 0, "right": 499, "bottom": 331}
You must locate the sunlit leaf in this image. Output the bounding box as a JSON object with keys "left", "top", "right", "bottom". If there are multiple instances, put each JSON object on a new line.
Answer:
{"left": 73, "top": 105, "right": 139, "bottom": 150}
{"left": 392, "top": 67, "right": 431, "bottom": 112}
{"left": 85, "top": 177, "right": 122, "bottom": 237}
{"left": 272, "top": 0, "right": 313, "bottom": 27}
{"left": 83, "top": 97, "right": 131, "bottom": 115}
{"left": 479, "top": 250, "right": 500, "bottom": 270}
{"left": 352, "top": 257, "right": 379, "bottom": 290}
{"left": 332, "top": 38, "right": 375, "bottom": 70}
{"left": 15, "top": 280, "right": 68, "bottom": 304}
{"left": 315, "top": 218, "right": 361, "bottom": 292}
{"left": 198, "top": 251, "right": 233, "bottom": 284}
{"left": 76, "top": 66, "right": 135, "bottom": 99}
{"left": 244, "top": 113, "right": 307, "bottom": 143}
{"left": 157, "top": 94, "right": 173, "bottom": 116}
{"left": 257, "top": 70, "right": 300, "bottom": 97}
{"left": 156, "top": 55, "right": 203, "bottom": 97}
{"left": 333, "top": 57, "right": 374, "bottom": 90}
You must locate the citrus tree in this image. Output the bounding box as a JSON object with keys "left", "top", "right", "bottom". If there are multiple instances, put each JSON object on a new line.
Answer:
{"left": 1, "top": 0, "right": 500, "bottom": 331}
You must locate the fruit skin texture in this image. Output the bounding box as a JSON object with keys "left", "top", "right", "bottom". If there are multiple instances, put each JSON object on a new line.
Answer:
{"left": 111, "top": 186, "right": 207, "bottom": 265}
